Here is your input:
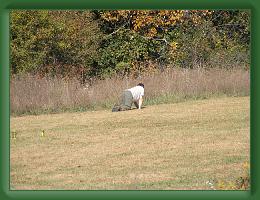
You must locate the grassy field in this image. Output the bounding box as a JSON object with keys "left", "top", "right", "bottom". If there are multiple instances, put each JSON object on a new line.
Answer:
{"left": 10, "top": 68, "right": 249, "bottom": 116}
{"left": 10, "top": 96, "right": 250, "bottom": 190}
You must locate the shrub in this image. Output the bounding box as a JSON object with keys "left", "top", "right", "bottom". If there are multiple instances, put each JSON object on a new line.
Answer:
{"left": 207, "top": 162, "right": 250, "bottom": 190}
{"left": 10, "top": 10, "right": 103, "bottom": 79}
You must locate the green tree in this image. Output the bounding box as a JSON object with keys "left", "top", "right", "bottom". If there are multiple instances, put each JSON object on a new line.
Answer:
{"left": 95, "top": 9, "right": 250, "bottom": 74}
{"left": 11, "top": 10, "right": 54, "bottom": 74}
{"left": 10, "top": 10, "right": 103, "bottom": 79}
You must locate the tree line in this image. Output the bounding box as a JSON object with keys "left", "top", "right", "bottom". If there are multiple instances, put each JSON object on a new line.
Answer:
{"left": 10, "top": 10, "right": 250, "bottom": 81}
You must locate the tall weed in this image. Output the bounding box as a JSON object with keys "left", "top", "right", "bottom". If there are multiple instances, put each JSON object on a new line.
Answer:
{"left": 10, "top": 68, "right": 250, "bottom": 115}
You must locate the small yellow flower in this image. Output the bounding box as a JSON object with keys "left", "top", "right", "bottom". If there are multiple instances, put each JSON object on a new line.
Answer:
{"left": 12, "top": 131, "right": 17, "bottom": 139}
{"left": 41, "top": 130, "right": 45, "bottom": 137}
{"left": 170, "top": 41, "right": 178, "bottom": 50}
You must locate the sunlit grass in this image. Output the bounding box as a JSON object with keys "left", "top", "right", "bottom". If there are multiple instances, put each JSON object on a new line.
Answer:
{"left": 10, "top": 96, "right": 250, "bottom": 190}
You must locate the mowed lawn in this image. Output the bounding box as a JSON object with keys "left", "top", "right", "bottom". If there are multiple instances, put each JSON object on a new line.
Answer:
{"left": 10, "top": 96, "right": 250, "bottom": 190}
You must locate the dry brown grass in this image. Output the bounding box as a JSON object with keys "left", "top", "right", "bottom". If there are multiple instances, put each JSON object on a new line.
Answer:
{"left": 10, "top": 68, "right": 250, "bottom": 115}
{"left": 10, "top": 96, "right": 250, "bottom": 190}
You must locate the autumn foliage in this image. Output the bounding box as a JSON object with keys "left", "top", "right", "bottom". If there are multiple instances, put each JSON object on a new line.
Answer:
{"left": 10, "top": 10, "right": 250, "bottom": 80}
{"left": 100, "top": 10, "right": 212, "bottom": 37}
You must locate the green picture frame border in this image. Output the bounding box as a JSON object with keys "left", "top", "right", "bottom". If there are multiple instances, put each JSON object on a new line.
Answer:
{"left": 0, "top": 0, "right": 259, "bottom": 199}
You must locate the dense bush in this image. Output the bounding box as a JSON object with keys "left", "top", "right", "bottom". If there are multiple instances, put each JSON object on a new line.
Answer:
{"left": 95, "top": 10, "right": 250, "bottom": 76}
{"left": 10, "top": 10, "right": 103, "bottom": 79}
{"left": 97, "top": 29, "right": 164, "bottom": 77}
{"left": 10, "top": 10, "right": 250, "bottom": 79}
